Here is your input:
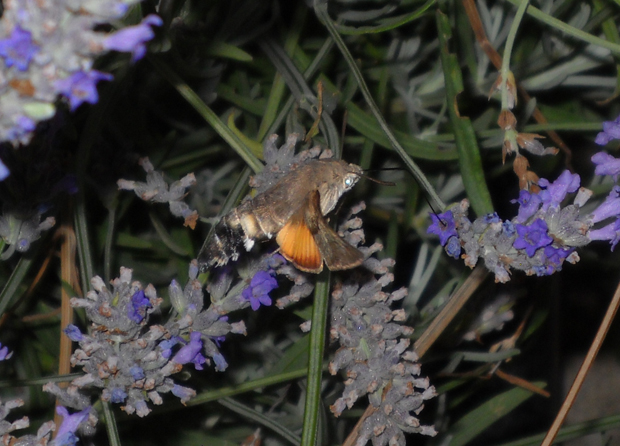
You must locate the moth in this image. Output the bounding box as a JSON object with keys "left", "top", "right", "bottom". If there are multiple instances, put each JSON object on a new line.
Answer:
{"left": 197, "top": 159, "right": 365, "bottom": 274}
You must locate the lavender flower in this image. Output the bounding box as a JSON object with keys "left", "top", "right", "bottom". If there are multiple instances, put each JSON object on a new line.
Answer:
{"left": 127, "top": 289, "right": 152, "bottom": 324}
{"left": 117, "top": 157, "right": 198, "bottom": 228}
{"left": 0, "top": 342, "right": 13, "bottom": 360}
{"left": 103, "top": 14, "right": 163, "bottom": 62}
{"left": 595, "top": 115, "right": 620, "bottom": 145}
{"left": 329, "top": 256, "right": 437, "bottom": 444}
{"left": 592, "top": 152, "right": 620, "bottom": 182}
{"left": 242, "top": 270, "right": 278, "bottom": 310}
{"left": 54, "top": 406, "right": 90, "bottom": 446}
{"left": 55, "top": 70, "right": 114, "bottom": 111}
{"left": 513, "top": 219, "right": 553, "bottom": 257}
{"left": 63, "top": 325, "right": 83, "bottom": 342}
{"left": 0, "top": 159, "right": 9, "bottom": 181}
{"left": 428, "top": 167, "right": 620, "bottom": 281}
{"left": 0, "top": 212, "right": 55, "bottom": 260}
{"left": 0, "top": 26, "right": 39, "bottom": 71}
{"left": 59, "top": 264, "right": 249, "bottom": 416}
{"left": 0, "top": 2, "right": 162, "bottom": 144}
{"left": 427, "top": 210, "right": 458, "bottom": 245}
{"left": 173, "top": 332, "right": 207, "bottom": 370}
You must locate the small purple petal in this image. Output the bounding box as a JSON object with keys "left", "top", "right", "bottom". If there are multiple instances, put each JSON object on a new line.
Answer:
{"left": 0, "top": 26, "right": 39, "bottom": 71}
{"left": 589, "top": 186, "right": 620, "bottom": 224}
{"left": 212, "top": 352, "right": 228, "bottom": 372}
{"left": 538, "top": 170, "right": 581, "bottom": 210}
{"left": 103, "top": 14, "right": 163, "bottom": 62}
{"left": 55, "top": 70, "right": 113, "bottom": 111}
{"left": 127, "top": 289, "right": 151, "bottom": 323}
{"left": 0, "top": 158, "right": 8, "bottom": 181}
{"left": 242, "top": 270, "right": 278, "bottom": 311}
{"left": 427, "top": 210, "right": 457, "bottom": 246}
{"left": 63, "top": 324, "right": 83, "bottom": 342}
{"left": 171, "top": 384, "right": 196, "bottom": 404}
{"left": 0, "top": 343, "right": 13, "bottom": 361}
{"left": 595, "top": 116, "right": 620, "bottom": 146}
{"left": 55, "top": 406, "right": 90, "bottom": 440}
{"left": 173, "top": 332, "right": 204, "bottom": 367}
{"left": 130, "top": 366, "right": 145, "bottom": 380}
{"left": 445, "top": 236, "right": 461, "bottom": 259}
{"left": 110, "top": 388, "right": 127, "bottom": 403}
{"left": 513, "top": 219, "right": 553, "bottom": 257}
{"left": 512, "top": 190, "right": 542, "bottom": 223}
{"left": 592, "top": 152, "right": 620, "bottom": 182}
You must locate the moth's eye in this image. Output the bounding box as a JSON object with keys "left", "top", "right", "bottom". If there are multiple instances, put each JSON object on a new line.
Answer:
{"left": 344, "top": 175, "right": 356, "bottom": 188}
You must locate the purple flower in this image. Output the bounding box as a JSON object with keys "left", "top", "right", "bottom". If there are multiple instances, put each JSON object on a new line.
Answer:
{"left": 127, "top": 289, "right": 151, "bottom": 323}
{"left": 242, "top": 270, "right": 278, "bottom": 311}
{"left": 0, "top": 158, "right": 8, "bottom": 181}
{"left": 159, "top": 336, "right": 182, "bottom": 359}
{"left": 173, "top": 332, "right": 206, "bottom": 370}
{"left": 502, "top": 220, "right": 516, "bottom": 237}
{"left": 513, "top": 219, "right": 553, "bottom": 257}
{"left": 0, "top": 26, "right": 39, "bottom": 71}
{"left": 595, "top": 115, "right": 620, "bottom": 145}
{"left": 592, "top": 152, "right": 620, "bottom": 182}
{"left": 63, "top": 324, "right": 83, "bottom": 342}
{"left": 0, "top": 343, "right": 13, "bottom": 360}
{"left": 538, "top": 170, "right": 581, "bottom": 210}
{"left": 212, "top": 352, "right": 228, "bottom": 372}
{"left": 55, "top": 406, "right": 90, "bottom": 446}
{"left": 103, "top": 14, "right": 163, "bottom": 62}
{"left": 589, "top": 186, "right": 620, "bottom": 224}
{"left": 171, "top": 384, "right": 196, "bottom": 404}
{"left": 427, "top": 210, "right": 457, "bottom": 246}
{"left": 542, "top": 245, "right": 573, "bottom": 274}
{"left": 110, "top": 388, "right": 128, "bottom": 403}
{"left": 129, "top": 366, "right": 145, "bottom": 380}
{"left": 445, "top": 236, "right": 461, "bottom": 259}
{"left": 589, "top": 217, "right": 620, "bottom": 250}
{"left": 512, "top": 190, "right": 542, "bottom": 223}
{"left": 55, "top": 70, "right": 113, "bottom": 111}
{"left": 483, "top": 212, "right": 501, "bottom": 224}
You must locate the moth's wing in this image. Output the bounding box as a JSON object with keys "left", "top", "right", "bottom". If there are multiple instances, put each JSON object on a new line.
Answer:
{"left": 275, "top": 194, "right": 324, "bottom": 273}
{"left": 305, "top": 191, "right": 364, "bottom": 272}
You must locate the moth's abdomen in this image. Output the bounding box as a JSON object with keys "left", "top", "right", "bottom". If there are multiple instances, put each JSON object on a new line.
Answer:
{"left": 197, "top": 213, "right": 246, "bottom": 272}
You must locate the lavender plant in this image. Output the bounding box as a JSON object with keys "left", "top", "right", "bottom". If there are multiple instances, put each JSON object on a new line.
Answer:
{"left": 2, "top": 0, "right": 620, "bottom": 445}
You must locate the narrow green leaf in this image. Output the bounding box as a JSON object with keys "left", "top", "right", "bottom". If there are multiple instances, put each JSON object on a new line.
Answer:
{"left": 0, "top": 255, "right": 32, "bottom": 321}
{"left": 219, "top": 398, "right": 301, "bottom": 446}
{"left": 436, "top": 10, "right": 494, "bottom": 216}
{"left": 448, "top": 381, "right": 546, "bottom": 446}
{"left": 314, "top": 1, "right": 445, "bottom": 210}
{"left": 269, "top": 335, "right": 310, "bottom": 375}
{"left": 334, "top": 0, "right": 436, "bottom": 34}
{"left": 205, "top": 41, "right": 253, "bottom": 62}
{"left": 149, "top": 57, "right": 264, "bottom": 174}
{"left": 300, "top": 271, "right": 330, "bottom": 446}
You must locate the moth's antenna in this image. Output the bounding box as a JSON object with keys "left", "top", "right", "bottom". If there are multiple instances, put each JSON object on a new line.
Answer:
{"left": 364, "top": 167, "right": 446, "bottom": 224}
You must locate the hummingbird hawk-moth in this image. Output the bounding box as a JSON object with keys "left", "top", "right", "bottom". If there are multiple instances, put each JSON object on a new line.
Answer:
{"left": 197, "top": 159, "right": 365, "bottom": 274}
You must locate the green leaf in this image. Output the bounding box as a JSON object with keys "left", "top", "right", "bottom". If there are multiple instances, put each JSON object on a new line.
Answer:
{"left": 436, "top": 10, "right": 494, "bottom": 216}
{"left": 448, "top": 381, "right": 546, "bottom": 446}
{"left": 206, "top": 41, "right": 253, "bottom": 62}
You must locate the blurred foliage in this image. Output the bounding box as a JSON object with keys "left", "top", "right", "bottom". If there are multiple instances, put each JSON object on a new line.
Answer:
{"left": 2, "top": 0, "right": 620, "bottom": 445}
